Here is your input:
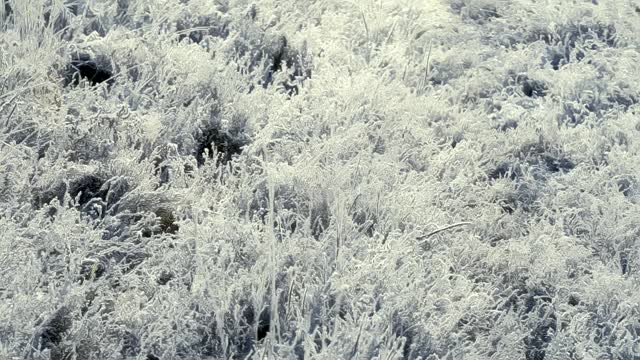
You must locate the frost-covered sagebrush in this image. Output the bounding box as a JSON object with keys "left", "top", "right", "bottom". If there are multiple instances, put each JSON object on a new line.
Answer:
{"left": 1, "top": 0, "right": 640, "bottom": 359}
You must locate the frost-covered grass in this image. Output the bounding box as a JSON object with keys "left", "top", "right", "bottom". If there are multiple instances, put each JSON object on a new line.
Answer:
{"left": 1, "top": 0, "right": 640, "bottom": 359}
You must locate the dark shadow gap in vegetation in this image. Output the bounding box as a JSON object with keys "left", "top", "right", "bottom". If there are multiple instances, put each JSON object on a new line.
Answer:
{"left": 541, "top": 22, "right": 617, "bottom": 70}
{"left": 193, "top": 290, "right": 297, "bottom": 359}
{"left": 391, "top": 310, "right": 436, "bottom": 359}
{"left": 491, "top": 280, "right": 557, "bottom": 359}
{"left": 240, "top": 182, "right": 334, "bottom": 240}
{"left": 31, "top": 306, "right": 73, "bottom": 359}
{"left": 502, "top": 72, "right": 548, "bottom": 98}
{"left": 33, "top": 174, "right": 130, "bottom": 218}
{"left": 617, "top": 176, "right": 636, "bottom": 198}
{"left": 120, "top": 330, "right": 141, "bottom": 358}
{"left": 176, "top": 15, "right": 230, "bottom": 44}
{"left": 499, "top": 120, "right": 519, "bottom": 132}
{"left": 261, "top": 35, "right": 312, "bottom": 96}
{"left": 522, "top": 79, "right": 547, "bottom": 98}
{"left": 194, "top": 126, "right": 249, "bottom": 168}
{"left": 63, "top": 53, "right": 114, "bottom": 87}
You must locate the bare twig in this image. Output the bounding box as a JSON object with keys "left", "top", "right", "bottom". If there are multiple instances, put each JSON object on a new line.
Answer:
{"left": 384, "top": 19, "right": 397, "bottom": 45}
{"left": 423, "top": 39, "right": 433, "bottom": 88}
{"left": 361, "top": 11, "right": 369, "bottom": 40}
{"left": 349, "top": 318, "right": 365, "bottom": 359}
{"left": 416, "top": 222, "right": 473, "bottom": 243}
{"left": 401, "top": 58, "right": 410, "bottom": 82}
{"left": 4, "top": 103, "right": 17, "bottom": 124}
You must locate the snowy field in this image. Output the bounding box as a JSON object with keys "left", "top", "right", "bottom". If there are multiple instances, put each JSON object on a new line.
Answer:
{"left": 1, "top": 0, "right": 640, "bottom": 359}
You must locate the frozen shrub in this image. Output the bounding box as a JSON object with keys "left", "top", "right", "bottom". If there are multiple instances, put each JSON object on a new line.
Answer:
{"left": 306, "top": 288, "right": 351, "bottom": 353}
{"left": 225, "top": 22, "right": 312, "bottom": 95}
{"left": 43, "top": 3, "right": 79, "bottom": 37}
{"left": 516, "top": 139, "right": 575, "bottom": 177}
{"left": 32, "top": 306, "right": 73, "bottom": 358}
{"left": 606, "top": 83, "right": 639, "bottom": 112}
{"left": 79, "top": 245, "right": 148, "bottom": 285}
{"left": 310, "top": 198, "right": 331, "bottom": 239}
{"left": 495, "top": 280, "right": 557, "bottom": 359}
{"left": 59, "top": 0, "right": 140, "bottom": 36}
{"left": 501, "top": 180, "right": 542, "bottom": 214}
{"left": 616, "top": 176, "right": 636, "bottom": 197}
{"left": 222, "top": 300, "right": 262, "bottom": 358}
{"left": 450, "top": 131, "right": 464, "bottom": 148}
{"left": 156, "top": 270, "right": 174, "bottom": 285}
{"left": 33, "top": 174, "right": 103, "bottom": 209}
{"left": 68, "top": 174, "right": 110, "bottom": 208}
{"left": 499, "top": 119, "right": 519, "bottom": 131}
{"left": 261, "top": 35, "right": 312, "bottom": 95}
{"left": 352, "top": 208, "right": 377, "bottom": 237}
{"left": 3, "top": 0, "right": 640, "bottom": 358}
{"left": 63, "top": 53, "right": 114, "bottom": 87}
{"left": 34, "top": 174, "right": 131, "bottom": 219}
{"left": 1, "top": 1, "right": 11, "bottom": 21}
{"left": 488, "top": 140, "right": 566, "bottom": 214}
{"left": 391, "top": 311, "right": 435, "bottom": 359}
{"left": 140, "top": 207, "right": 180, "bottom": 236}
{"left": 150, "top": 144, "right": 194, "bottom": 186}
{"left": 541, "top": 22, "right": 617, "bottom": 70}
{"left": 1, "top": 1, "right": 76, "bottom": 35}
{"left": 120, "top": 330, "right": 141, "bottom": 358}
{"left": 368, "top": 133, "right": 386, "bottom": 154}
{"left": 502, "top": 71, "right": 548, "bottom": 98}
{"left": 112, "top": 248, "right": 148, "bottom": 275}
{"left": 176, "top": 14, "right": 230, "bottom": 44}
{"left": 241, "top": 301, "right": 271, "bottom": 342}
{"left": 78, "top": 257, "right": 108, "bottom": 282}
{"left": 558, "top": 101, "right": 591, "bottom": 127}
{"left": 542, "top": 47, "right": 568, "bottom": 71}
{"left": 193, "top": 309, "right": 222, "bottom": 357}
{"left": 526, "top": 284, "right": 554, "bottom": 312}
{"left": 488, "top": 162, "right": 522, "bottom": 181}
{"left": 1, "top": 117, "right": 50, "bottom": 160}
{"left": 114, "top": 0, "right": 128, "bottom": 23}
{"left": 619, "top": 250, "right": 630, "bottom": 275}
{"left": 568, "top": 294, "right": 580, "bottom": 307}
{"left": 191, "top": 280, "right": 292, "bottom": 359}
{"left": 155, "top": 207, "right": 179, "bottom": 234}
{"left": 522, "top": 79, "right": 547, "bottom": 98}
{"left": 450, "top": 0, "right": 500, "bottom": 24}
{"left": 556, "top": 82, "right": 638, "bottom": 128}
{"left": 538, "top": 155, "right": 575, "bottom": 173}
{"left": 194, "top": 124, "right": 249, "bottom": 167}
{"left": 524, "top": 304, "right": 557, "bottom": 360}
{"left": 579, "top": 308, "right": 632, "bottom": 358}
{"left": 239, "top": 181, "right": 310, "bottom": 235}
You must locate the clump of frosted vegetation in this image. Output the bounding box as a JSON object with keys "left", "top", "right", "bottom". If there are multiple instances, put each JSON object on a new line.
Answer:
{"left": 1, "top": 0, "right": 640, "bottom": 359}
